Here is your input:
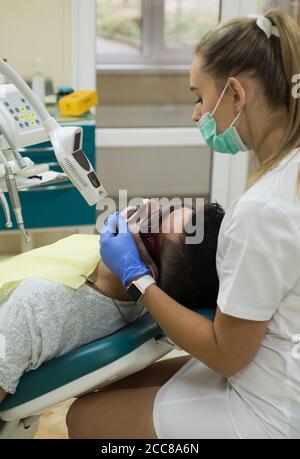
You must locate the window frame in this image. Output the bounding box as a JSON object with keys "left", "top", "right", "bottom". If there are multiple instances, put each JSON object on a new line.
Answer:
{"left": 70, "top": 0, "right": 96, "bottom": 89}
{"left": 96, "top": 0, "right": 222, "bottom": 67}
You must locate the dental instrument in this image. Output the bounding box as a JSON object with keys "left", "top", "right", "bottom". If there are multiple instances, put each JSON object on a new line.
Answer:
{"left": 0, "top": 185, "right": 12, "bottom": 229}
{"left": 0, "top": 148, "right": 30, "bottom": 241}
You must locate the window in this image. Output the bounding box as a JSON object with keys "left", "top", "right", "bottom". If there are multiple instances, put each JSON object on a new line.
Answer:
{"left": 96, "top": 0, "right": 221, "bottom": 66}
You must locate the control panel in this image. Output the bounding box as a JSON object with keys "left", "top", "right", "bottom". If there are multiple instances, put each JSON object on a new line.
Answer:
{"left": 0, "top": 84, "right": 48, "bottom": 147}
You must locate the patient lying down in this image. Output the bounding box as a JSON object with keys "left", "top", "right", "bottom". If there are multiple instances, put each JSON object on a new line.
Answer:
{"left": 0, "top": 202, "right": 224, "bottom": 403}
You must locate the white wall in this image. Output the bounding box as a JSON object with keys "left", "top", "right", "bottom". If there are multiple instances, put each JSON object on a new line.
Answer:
{"left": 0, "top": 0, "right": 70, "bottom": 88}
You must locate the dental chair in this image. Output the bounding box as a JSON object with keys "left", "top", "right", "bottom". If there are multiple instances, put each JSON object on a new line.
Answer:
{"left": 0, "top": 308, "right": 214, "bottom": 439}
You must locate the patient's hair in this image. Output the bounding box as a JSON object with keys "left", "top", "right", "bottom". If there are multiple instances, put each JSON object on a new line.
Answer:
{"left": 159, "top": 203, "right": 225, "bottom": 310}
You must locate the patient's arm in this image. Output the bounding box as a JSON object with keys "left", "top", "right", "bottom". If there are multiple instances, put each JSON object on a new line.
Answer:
{"left": 0, "top": 388, "right": 7, "bottom": 403}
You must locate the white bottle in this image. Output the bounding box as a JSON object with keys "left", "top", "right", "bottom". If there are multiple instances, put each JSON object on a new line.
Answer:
{"left": 32, "top": 57, "right": 45, "bottom": 104}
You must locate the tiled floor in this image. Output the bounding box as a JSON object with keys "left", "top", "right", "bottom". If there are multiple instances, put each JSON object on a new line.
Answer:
{"left": 35, "top": 400, "right": 74, "bottom": 439}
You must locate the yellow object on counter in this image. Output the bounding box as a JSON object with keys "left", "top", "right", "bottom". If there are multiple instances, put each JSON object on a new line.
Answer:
{"left": 0, "top": 235, "right": 100, "bottom": 300}
{"left": 59, "top": 90, "right": 99, "bottom": 116}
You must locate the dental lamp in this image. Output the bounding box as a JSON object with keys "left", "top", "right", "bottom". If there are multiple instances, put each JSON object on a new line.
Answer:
{"left": 0, "top": 58, "right": 106, "bottom": 242}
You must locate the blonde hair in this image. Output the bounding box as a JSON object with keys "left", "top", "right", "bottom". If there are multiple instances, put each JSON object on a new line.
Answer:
{"left": 195, "top": 8, "right": 300, "bottom": 191}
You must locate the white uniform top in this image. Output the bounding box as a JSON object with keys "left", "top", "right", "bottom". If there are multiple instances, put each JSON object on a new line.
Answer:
{"left": 217, "top": 149, "right": 300, "bottom": 438}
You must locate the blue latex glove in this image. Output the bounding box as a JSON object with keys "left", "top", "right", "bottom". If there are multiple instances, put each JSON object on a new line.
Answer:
{"left": 100, "top": 212, "right": 150, "bottom": 287}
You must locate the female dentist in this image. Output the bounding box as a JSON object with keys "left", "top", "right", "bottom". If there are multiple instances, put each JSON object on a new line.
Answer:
{"left": 67, "top": 9, "right": 300, "bottom": 439}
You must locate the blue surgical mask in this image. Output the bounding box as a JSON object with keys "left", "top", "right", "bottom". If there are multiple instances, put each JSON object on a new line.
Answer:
{"left": 196, "top": 82, "right": 249, "bottom": 155}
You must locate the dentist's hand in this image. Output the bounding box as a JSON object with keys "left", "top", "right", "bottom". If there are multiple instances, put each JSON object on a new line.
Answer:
{"left": 100, "top": 212, "right": 150, "bottom": 287}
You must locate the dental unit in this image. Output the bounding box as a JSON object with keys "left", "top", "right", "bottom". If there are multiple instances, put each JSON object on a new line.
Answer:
{"left": 0, "top": 58, "right": 106, "bottom": 241}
